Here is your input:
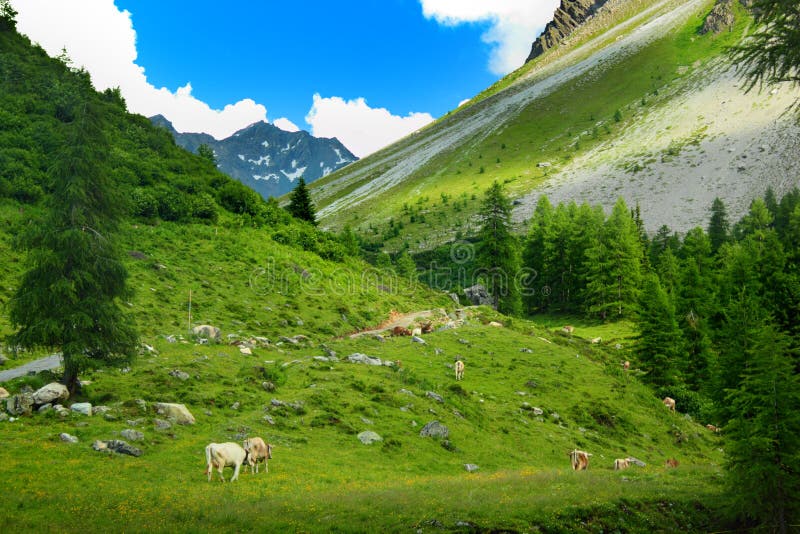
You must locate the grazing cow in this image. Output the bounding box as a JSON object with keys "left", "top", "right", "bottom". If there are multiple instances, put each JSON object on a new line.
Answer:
{"left": 614, "top": 458, "right": 630, "bottom": 470}
{"left": 590, "top": 337, "right": 602, "bottom": 344}
{"left": 623, "top": 360, "right": 630, "bottom": 371}
{"left": 421, "top": 322, "right": 434, "bottom": 334}
{"left": 663, "top": 397, "right": 676, "bottom": 411}
{"left": 454, "top": 360, "right": 465, "bottom": 381}
{"left": 205, "top": 442, "right": 249, "bottom": 482}
{"left": 665, "top": 458, "right": 679, "bottom": 468}
{"left": 411, "top": 327, "right": 422, "bottom": 337}
{"left": 392, "top": 326, "right": 412, "bottom": 336}
{"left": 243, "top": 437, "right": 273, "bottom": 474}
{"left": 568, "top": 449, "right": 591, "bottom": 470}
{"left": 562, "top": 325, "right": 575, "bottom": 335}
{"left": 706, "top": 424, "right": 720, "bottom": 433}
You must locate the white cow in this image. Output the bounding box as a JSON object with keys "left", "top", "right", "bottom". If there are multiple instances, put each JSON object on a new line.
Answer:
{"left": 243, "top": 437, "right": 273, "bottom": 474}
{"left": 205, "top": 442, "right": 249, "bottom": 482}
{"left": 455, "top": 360, "right": 465, "bottom": 381}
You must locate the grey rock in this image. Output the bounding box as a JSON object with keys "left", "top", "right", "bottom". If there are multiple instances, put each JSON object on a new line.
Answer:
{"left": 270, "top": 399, "right": 285, "bottom": 407}
{"left": 0, "top": 412, "right": 7, "bottom": 421}
{"left": 192, "top": 324, "right": 221, "bottom": 341}
{"left": 434, "top": 348, "right": 444, "bottom": 355}
{"left": 520, "top": 348, "right": 533, "bottom": 353}
{"left": 411, "top": 336, "right": 426, "bottom": 344}
{"left": 262, "top": 381, "right": 276, "bottom": 392}
{"left": 360, "top": 417, "right": 374, "bottom": 425}
{"left": 37, "top": 403, "right": 52, "bottom": 413}
{"left": 95, "top": 439, "right": 142, "bottom": 457}
{"left": 32, "top": 383, "right": 69, "bottom": 406}
{"left": 134, "top": 399, "right": 147, "bottom": 413}
{"left": 426, "top": 391, "right": 444, "bottom": 403}
{"left": 153, "top": 418, "right": 172, "bottom": 430}
{"left": 263, "top": 414, "right": 276, "bottom": 425}
{"left": 153, "top": 402, "right": 195, "bottom": 424}
{"left": 92, "top": 406, "right": 111, "bottom": 416}
{"left": 399, "top": 388, "right": 416, "bottom": 397}
{"left": 701, "top": 0, "right": 735, "bottom": 34}
{"left": 60, "top": 433, "right": 79, "bottom": 443}
{"left": 347, "top": 353, "right": 383, "bottom": 366}
{"left": 126, "top": 418, "right": 144, "bottom": 427}
{"left": 448, "top": 292, "right": 461, "bottom": 305}
{"left": 627, "top": 457, "right": 646, "bottom": 467}
{"left": 463, "top": 284, "right": 493, "bottom": 306}
{"left": 120, "top": 429, "right": 144, "bottom": 442}
{"left": 231, "top": 402, "right": 240, "bottom": 410}
{"left": 419, "top": 420, "right": 449, "bottom": 439}
{"left": 6, "top": 393, "right": 34, "bottom": 416}
{"left": 168, "top": 369, "right": 190, "bottom": 381}
{"left": 357, "top": 430, "right": 383, "bottom": 445}
{"left": 71, "top": 402, "right": 92, "bottom": 416}
{"left": 464, "top": 463, "right": 480, "bottom": 472}
{"left": 532, "top": 407, "right": 544, "bottom": 416}
{"left": 550, "top": 412, "right": 560, "bottom": 421}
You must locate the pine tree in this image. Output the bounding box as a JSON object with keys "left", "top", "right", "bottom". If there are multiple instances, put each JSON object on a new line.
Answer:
{"left": 396, "top": 251, "right": 418, "bottom": 280}
{"left": 8, "top": 99, "right": 138, "bottom": 394}
{"left": 197, "top": 144, "right": 216, "bottom": 166}
{"left": 708, "top": 197, "right": 730, "bottom": 253}
{"left": 635, "top": 273, "right": 683, "bottom": 388}
{"left": 723, "top": 321, "right": 800, "bottom": 532}
{"left": 287, "top": 177, "right": 317, "bottom": 226}
{"left": 476, "top": 181, "right": 521, "bottom": 315}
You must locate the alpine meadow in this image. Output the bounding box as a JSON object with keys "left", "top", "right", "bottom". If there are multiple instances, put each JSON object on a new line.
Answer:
{"left": 1, "top": 0, "right": 799, "bottom": 533}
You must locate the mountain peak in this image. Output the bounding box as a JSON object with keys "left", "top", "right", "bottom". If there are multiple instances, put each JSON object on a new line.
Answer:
{"left": 526, "top": 0, "right": 611, "bottom": 62}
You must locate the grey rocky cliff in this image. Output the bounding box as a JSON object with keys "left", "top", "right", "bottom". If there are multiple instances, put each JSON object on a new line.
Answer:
{"left": 526, "top": 0, "right": 611, "bottom": 62}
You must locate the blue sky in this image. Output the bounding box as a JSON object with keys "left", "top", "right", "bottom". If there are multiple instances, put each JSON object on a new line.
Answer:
{"left": 14, "top": 0, "right": 560, "bottom": 156}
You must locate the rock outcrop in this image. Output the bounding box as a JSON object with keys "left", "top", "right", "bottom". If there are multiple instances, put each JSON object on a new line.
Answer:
{"left": 701, "top": 0, "right": 735, "bottom": 34}
{"left": 526, "top": 0, "right": 611, "bottom": 62}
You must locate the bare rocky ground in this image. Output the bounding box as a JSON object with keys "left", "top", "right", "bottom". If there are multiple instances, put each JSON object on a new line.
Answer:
{"left": 514, "top": 66, "right": 800, "bottom": 232}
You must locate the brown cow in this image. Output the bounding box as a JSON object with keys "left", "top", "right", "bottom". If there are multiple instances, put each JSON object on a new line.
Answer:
{"left": 568, "top": 449, "right": 591, "bottom": 470}
{"left": 614, "top": 458, "right": 630, "bottom": 470}
{"left": 562, "top": 325, "right": 575, "bottom": 335}
{"left": 623, "top": 360, "right": 630, "bottom": 371}
{"left": 663, "top": 397, "right": 676, "bottom": 411}
{"left": 392, "top": 326, "right": 412, "bottom": 336}
{"left": 421, "top": 322, "right": 434, "bottom": 334}
{"left": 243, "top": 437, "right": 273, "bottom": 474}
{"left": 705, "top": 424, "right": 720, "bottom": 433}
{"left": 665, "top": 458, "right": 679, "bottom": 468}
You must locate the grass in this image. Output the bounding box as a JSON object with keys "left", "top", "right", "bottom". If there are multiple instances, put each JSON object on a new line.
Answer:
{"left": 1, "top": 310, "right": 728, "bottom": 531}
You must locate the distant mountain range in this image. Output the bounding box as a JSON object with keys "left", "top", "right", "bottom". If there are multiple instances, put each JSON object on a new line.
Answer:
{"left": 150, "top": 115, "right": 357, "bottom": 198}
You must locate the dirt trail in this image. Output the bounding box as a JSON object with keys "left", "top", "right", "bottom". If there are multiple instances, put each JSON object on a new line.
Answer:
{"left": 0, "top": 354, "right": 62, "bottom": 383}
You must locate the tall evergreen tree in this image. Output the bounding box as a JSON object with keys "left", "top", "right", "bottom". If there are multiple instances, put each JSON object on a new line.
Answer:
{"left": 8, "top": 99, "right": 138, "bottom": 394}
{"left": 635, "top": 273, "right": 683, "bottom": 388}
{"left": 396, "top": 251, "right": 418, "bottom": 280}
{"left": 723, "top": 321, "right": 800, "bottom": 533}
{"left": 196, "top": 144, "right": 216, "bottom": 166}
{"left": 476, "top": 181, "right": 521, "bottom": 315}
{"left": 287, "top": 177, "right": 317, "bottom": 226}
{"left": 584, "top": 198, "right": 642, "bottom": 318}
{"left": 708, "top": 197, "right": 730, "bottom": 253}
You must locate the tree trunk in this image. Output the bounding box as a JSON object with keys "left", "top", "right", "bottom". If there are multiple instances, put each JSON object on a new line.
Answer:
{"left": 62, "top": 355, "right": 80, "bottom": 396}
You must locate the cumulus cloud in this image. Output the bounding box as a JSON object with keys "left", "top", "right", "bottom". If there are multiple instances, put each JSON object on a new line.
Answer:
{"left": 305, "top": 95, "right": 434, "bottom": 158}
{"left": 13, "top": 0, "right": 267, "bottom": 139}
{"left": 419, "top": 0, "right": 561, "bottom": 74}
{"left": 273, "top": 118, "right": 301, "bottom": 132}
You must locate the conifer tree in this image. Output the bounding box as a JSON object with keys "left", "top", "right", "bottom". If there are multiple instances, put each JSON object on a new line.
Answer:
{"left": 476, "top": 181, "right": 521, "bottom": 315}
{"left": 635, "top": 273, "right": 683, "bottom": 388}
{"left": 396, "top": 251, "right": 418, "bottom": 280}
{"left": 9, "top": 99, "right": 138, "bottom": 393}
{"left": 287, "top": 177, "right": 317, "bottom": 226}
{"left": 708, "top": 197, "right": 730, "bottom": 253}
{"left": 723, "top": 321, "right": 800, "bottom": 532}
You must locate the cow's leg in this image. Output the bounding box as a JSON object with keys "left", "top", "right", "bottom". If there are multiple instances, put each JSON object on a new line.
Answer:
{"left": 218, "top": 464, "right": 226, "bottom": 482}
{"left": 231, "top": 462, "right": 241, "bottom": 481}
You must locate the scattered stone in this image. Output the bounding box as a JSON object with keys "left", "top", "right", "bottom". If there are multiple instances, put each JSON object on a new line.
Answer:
{"left": 357, "top": 430, "right": 382, "bottom": 445}
{"left": 60, "top": 433, "right": 79, "bottom": 443}
{"left": 165, "top": 335, "right": 177, "bottom": 343}
{"left": 168, "top": 369, "right": 190, "bottom": 381}
{"left": 93, "top": 439, "right": 142, "bottom": 457}
{"left": 192, "top": 325, "right": 221, "bottom": 341}
{"left": 532, "top": 407, "right": 544, "bottom": 416}
{"left": 488, "top": 321, "right": 503, "bottom": 327}
{"left": 0, "top": 354, "right": 6, "bottom": 366}
{"left": 270, "top": 399, "right": 285, "bottom": 407}
{"left": 239, "top": 346, "right": 252, "bottom": 356}
{"left": 419, "top": 420, "right": 449, "bottom": 439}
{"left": 0, "top": 413, "right": 8, "bottom": 422}
{"left": 448, "top": 292, "right": 460, "bottom": 305}
{"left": 32, "top": 383, "right": 69, "bottom": 406}
{"left": 93, "top": 406, "right": 111, "bottom": 416}
{"left": 701, "top": 0, "right": 735, "bottom": 34}
{"left": 360, "top": 417, "right": 374, "bottom": 425}
{"left": 464, "top": 464, "right": 480, "bottom": 473}
{"left": 399, "top": 388, "right": 416, "bottom": 397}
{"left": 372, "top": 334, "right": 386, "bottom": 342}
{"left": 347, "top": 353, "right": 384, "bottom": 366}
{"left": 263, "top": 414, "right": 275, "bottom": 425}
{"left": 434, "top": 348, "right": 444, "bottom": 355}
{"left": 520, "top": 348, "right": 533, "bottom": 353}
{"left": 120, "top": 429, "right": 144, "bottom": 442}
{"left": 281, "top": 359, "right": 302, "bottom": 368}
{"left": 153, "top": 402, "right": 195, "bottom": 425}
{"left": 550, "top": 412, "right": 560, "bottom": 421}
{"left": 71, "top": 402, "right": 92, "bottom": 416}
{"left": 6, "top": 393, "right": 34, "bottom": 416}
{"left": 411, "top": 336, "right": 426, "bottom": 344}
{"left": 452, "top": 409, "right": 465, "bottom": 419}
{"left": 127, "top": 418, "right": 144, "bottom": 427}
{"left": 515, "top": 391, "right": 527, "bottom": 396}
{"left": 400, "top": 405, "right": 413, "bottom": 412}
{"left": 37, "top": 403, "right": 52, "bottom": 413}
{"left": 53, "top": 404, "right": 70, "bottom": 418}
{"left": 0, "top": 387, "right": 9, "bottom": 399}
{"left": 134, "top": 399, "right": 147, "bottom": 413}
{"left": 153, "top": 418, "right": 172, "bottom": 430}
{"left": 426, "top": 391, "right": 444, "bottom": 403}
{"left": 627, "top": 457, "right": 646, "bottom": 467}
{"left": 231, "top": 402, "right": 240, "bottom": 410}
{"left": 262, "top": 381, "right": 276, "bottom": 392}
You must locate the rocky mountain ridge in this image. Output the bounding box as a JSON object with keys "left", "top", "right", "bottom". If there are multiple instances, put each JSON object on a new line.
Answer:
{"left": 151, "top": 115, "right": 357, "bottom": 198}
{"left": 526, "top": 0, "right": 612, "bottom": 62}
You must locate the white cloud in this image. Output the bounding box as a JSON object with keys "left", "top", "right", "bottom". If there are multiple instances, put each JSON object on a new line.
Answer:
{"left": 419, "top": 0, "right": 561, "bottom": 74}
{"left": 12, "top": 0, "right": 267, "bottom": 139}
{"left": 273, "top": 118, "right": 301, "bottom": 132}
{"left": 305, "top": 94, "right": 434, "bottom": 158}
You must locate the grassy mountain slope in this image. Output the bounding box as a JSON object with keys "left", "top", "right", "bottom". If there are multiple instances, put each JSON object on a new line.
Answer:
{"left": 310, "top": 0, "right": 799, "bottom": 252}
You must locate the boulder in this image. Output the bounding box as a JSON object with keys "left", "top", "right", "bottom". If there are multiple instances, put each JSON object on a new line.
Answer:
{"left": 37, "top": 403, "right": 52, "bottom": 413}
{"left": 347, "top": 353, "right": 384, "bottom": 366}
{"left": 701, "top": 0, "right": 735, "bottom": 34}
{"left": 168, "top": 369, "right": 190, "bottom": 381}
{"left": 153, "top": 418, "right": 172, "bottom": 430}
{"left": 426, "top": 391, "right": 444, "bottom": 403}
{"left": 411, "top": 336, "right": 426, "bottom": 344}
{"left": 120, "top": 429, "right": 145, "bottom": 442}
{"left": 153, "top": 402, "right": 195, "bottom": 425}
{"left": 192, "top": 325, "right": 221, "bottom": 341}
{"left": 357, "top": 431, "right": 383, "bottom": 445}
{"left": 32, "top": 383, "right": 69, "bottom": 407}
{"left": 71, "top": 402, "right": 92, "bottom": 416}
{"left": 93, "top": 439, "right": 142, "bottom": 457}
{"left": 239, "top": 346, "right": 252, "bottom": 355}
{"left": 419, "top": 420, "right": 449, "bottom": 439}
{"left": 463, "top": 284, "right": 493, "bottom": 306}
{"left": 464, "top": 464, "right": 480, "bottom": 472}
{"left": 6, "top": 393, "right": 34, "bottom": 416}
{"left": 60, "top": 433, "right": 79, "bottom": 443}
